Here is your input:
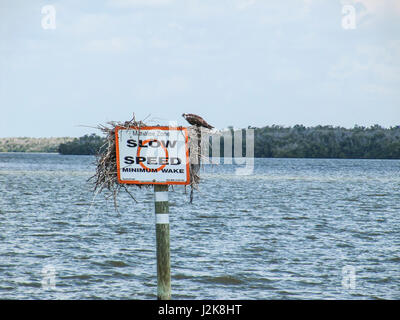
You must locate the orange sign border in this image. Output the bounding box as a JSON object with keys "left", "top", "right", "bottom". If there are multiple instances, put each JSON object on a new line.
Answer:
{"left": 115, "top": 126, "right": 190, "bottom": 185}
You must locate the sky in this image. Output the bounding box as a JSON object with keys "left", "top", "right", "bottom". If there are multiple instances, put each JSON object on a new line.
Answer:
{"left": 0, "top": 0, "right": 399, "bottom": 137}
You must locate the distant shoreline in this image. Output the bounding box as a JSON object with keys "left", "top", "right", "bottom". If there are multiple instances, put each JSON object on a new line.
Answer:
{"left": 0, "top": 151, "right": 59, "bottom": 154}
{"left": 0, "top": 137, "right": 73, "bottom": 153}
{"left": 1, "top": 125, "right": 400, "bottom": 159}
{"left": 1, "top": 152, "right": 399, "bottom": 161}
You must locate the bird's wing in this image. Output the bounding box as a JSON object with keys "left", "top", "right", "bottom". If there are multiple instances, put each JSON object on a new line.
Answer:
{"left": 185, "top": 113, "right": 213, "bottom": 129}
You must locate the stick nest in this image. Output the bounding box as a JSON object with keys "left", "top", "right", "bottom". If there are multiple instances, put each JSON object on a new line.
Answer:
{"left": 89, "top": 115, "right": 206, "bottom": 207}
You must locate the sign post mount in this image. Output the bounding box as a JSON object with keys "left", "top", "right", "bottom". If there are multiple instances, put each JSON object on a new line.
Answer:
{"left": 115, "top": 126, "right": 190, "bottom": 300}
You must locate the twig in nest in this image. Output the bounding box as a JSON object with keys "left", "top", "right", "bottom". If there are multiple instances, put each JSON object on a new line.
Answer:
{"left": 88, "top": 114, "right": 149, "bottom": 210}
{"left": 88, "top": 116, "right": 208, "bottom": 209}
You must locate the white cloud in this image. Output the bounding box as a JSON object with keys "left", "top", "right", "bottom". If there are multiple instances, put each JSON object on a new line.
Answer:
{"left": 83, "top": 38, "right": 123, "bottom": 52}
{"left": 82, "top": 36, "right": 143, "bottom": 52}
{"left": 133, "top": 75, "right": 190, "bottom": 100}
{"left": 356, "top": 0, "right": 400, "bottom": 15}
{"left": 363, "top": 83, "right": 396, "bottom": 95}
{"left": 328, "top": 41, "right": 400, "bottom": 96}
{"left": 108, "top": 0, "right": 175, "bottom": 7}
{"left": 67, "top": 13, "right": 112, "bottom": 35}
{"left": 341, "top": 0, "right": 400, "bottom": 16}
{"left": 168, "top": 22, "right": 184, "bottom": 31}
{"left": 236, "top": 0, "right": 256, "bottom": 10}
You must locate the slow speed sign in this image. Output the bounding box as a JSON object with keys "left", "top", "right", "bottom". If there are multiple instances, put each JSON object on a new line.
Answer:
{"left": 115, "top": 126, "right": 190, "bottom": 185}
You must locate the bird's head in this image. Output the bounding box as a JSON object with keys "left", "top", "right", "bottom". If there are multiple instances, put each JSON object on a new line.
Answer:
{"left": 182, "top": 113, "right": 186, "bottom": 118}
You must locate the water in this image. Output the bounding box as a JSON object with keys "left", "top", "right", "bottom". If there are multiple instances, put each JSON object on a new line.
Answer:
{"left": 0, "top": 153, "right": 399, "bottom": 299}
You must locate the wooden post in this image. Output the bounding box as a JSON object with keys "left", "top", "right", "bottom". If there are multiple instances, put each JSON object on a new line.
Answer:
{"left": 154, "top": 184, "right": 171, "bottom": 300}
{"left": 190, "top": 126, "right": 201, "bottom": 203}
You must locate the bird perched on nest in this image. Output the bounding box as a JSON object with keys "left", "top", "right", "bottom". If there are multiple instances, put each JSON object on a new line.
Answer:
{"left": 182, "top": 113, "right": 214, "bottom": 130}
{"left": 181, "top": 113, "right": 213, "bottom": 203}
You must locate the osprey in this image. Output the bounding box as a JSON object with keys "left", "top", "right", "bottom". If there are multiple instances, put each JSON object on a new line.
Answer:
{"left": 182, "top": 113, "right": 214, "bottom": 129}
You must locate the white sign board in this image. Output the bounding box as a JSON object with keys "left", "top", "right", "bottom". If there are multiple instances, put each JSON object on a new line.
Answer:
{"left": 115, "top": 126, "right": 190, "bottom": 185}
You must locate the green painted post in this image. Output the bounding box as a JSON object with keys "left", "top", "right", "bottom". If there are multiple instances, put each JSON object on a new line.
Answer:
{"left": 154, "top": 184, "right": 171, "bottom": 300}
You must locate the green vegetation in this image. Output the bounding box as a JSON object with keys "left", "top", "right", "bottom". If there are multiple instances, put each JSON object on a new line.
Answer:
{"left": 58, "top": 134, "right": 105, "bottom": 155}
{"left": 0, "top": 137, "right": 73, "bottom": 153}
{"left": 251, "top": 124, "right": 400, "bottom": 159}
{"left": 2, "top": 125, "right": 399, "bottom": 159}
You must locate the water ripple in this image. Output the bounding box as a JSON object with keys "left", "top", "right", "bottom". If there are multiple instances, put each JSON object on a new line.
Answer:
{"left": 0, "top": 154, "right": 399, "bottom": 299}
